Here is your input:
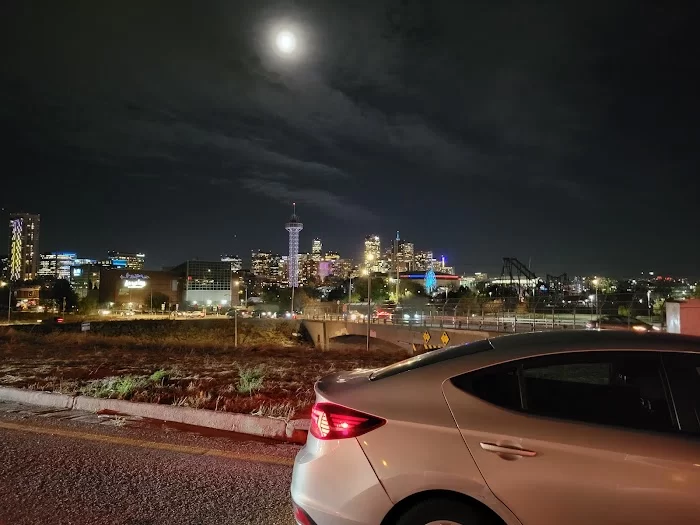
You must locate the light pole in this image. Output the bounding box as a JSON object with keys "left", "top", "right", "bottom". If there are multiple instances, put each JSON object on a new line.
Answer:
{"left": 234, "top": 280, "right": 248, "bottom": 308}
{"left": 592, "top": 278, "right": 600, "bottom": 321}
{"left": 347, "top": 274, "right": 354, "bottom": 314}
{"left": 1, "top": 281, "right": 9, "bottom": 325}
{"left": 363, "top": 268, "right": 373, "bottom": 351}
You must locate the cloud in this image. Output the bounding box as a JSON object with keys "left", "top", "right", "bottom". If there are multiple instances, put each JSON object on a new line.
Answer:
{"left": 240, "top": 178, "right": 378, "bottom": 221}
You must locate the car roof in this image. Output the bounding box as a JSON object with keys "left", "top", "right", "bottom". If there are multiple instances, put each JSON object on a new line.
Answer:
{"left": 369, "top": 330, "right": 700, "bottom": 384}
{"left": 487, "top": 330, "right": 700, "bottom": 359}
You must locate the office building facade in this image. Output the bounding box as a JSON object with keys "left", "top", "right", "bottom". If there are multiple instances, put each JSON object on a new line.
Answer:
{"left": 38, "top": 252, "right": 76, "bottom": 280}
{"left": 221, "top": 255, "right": 243, "bottom": 272}
{"left": 8, "top": 213, "right": 40, "bottom": 281}
{"left": 172, "top": 260, "right": 233, "bottom": 307}
{"left": 364, "top": 235, "right": 381, "bottom": 272}
{"left": 106, "top": 251, "right": 145, "bottom": 270}
{"left": 99, "top": 269, "right": 180, "bottom": 310}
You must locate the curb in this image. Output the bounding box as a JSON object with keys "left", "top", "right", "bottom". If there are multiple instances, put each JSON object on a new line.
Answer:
{"left": 0, "top": 386, "right": 309, "bottom": 444}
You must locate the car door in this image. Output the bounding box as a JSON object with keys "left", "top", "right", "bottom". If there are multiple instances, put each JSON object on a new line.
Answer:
{"left": 443, "top": 350, "right": 700, "bottom": 525}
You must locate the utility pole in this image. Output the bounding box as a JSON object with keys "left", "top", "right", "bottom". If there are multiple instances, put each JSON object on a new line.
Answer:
{"left": 234, "top": 309, "right": 238, "bottom": 347}
{"left": 366, "top": 270, "right": 372, "bottom": 351}
{"left": 394, "top": 231, "right": 400, "bottom": 303}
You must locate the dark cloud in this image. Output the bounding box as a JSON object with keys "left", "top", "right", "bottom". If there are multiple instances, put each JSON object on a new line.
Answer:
{"left": 1, "top": 0, "right": 698, "bottom": 275}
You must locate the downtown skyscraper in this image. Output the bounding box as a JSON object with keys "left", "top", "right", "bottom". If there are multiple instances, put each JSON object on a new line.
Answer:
{"left": 8, "top": 212, "right": 40, "bottom": 281}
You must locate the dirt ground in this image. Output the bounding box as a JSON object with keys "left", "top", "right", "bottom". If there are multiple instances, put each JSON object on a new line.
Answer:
{"left": 0, "top": 329, "right": 405, "bottom": 420}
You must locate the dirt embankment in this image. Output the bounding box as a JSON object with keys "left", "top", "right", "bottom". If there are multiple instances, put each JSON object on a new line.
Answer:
{"left": 0, "top": 323, "right": 404, "bottom": 420}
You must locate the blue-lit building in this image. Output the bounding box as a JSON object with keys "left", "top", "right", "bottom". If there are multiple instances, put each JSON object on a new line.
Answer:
{"left": 105, "top": 251, "right": 145, "bottom": 270}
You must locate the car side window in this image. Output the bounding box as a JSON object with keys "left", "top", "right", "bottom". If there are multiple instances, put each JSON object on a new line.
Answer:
{"left": 663, "top": 353, "right": 700, "bottom": 434}
{"left": 451, "top": 365, "right": 521, "bottom": 411}
{"left": 453, "top": 352, "right": 676, "bottom": 434}
{"left": 523, "top": 362, "right": 610, "bottom": 385}
{"left": 522, "top": 353, "right": 674, "bottom": 433}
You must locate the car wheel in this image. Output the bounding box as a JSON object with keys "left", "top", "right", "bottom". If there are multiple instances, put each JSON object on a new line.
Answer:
{"left": 395, "top": 497, "right": 493, "bottom": 525}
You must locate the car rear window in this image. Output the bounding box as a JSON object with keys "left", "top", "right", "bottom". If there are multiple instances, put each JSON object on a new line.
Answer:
{"left": 369, "top": 339, "right": 493, "bottom": 381}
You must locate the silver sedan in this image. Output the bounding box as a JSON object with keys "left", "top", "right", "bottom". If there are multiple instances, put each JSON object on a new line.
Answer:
{"left": 291, "top": 330, "right": 700, "bottom": 525}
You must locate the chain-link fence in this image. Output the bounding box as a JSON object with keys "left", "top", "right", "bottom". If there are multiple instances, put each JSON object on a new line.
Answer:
{"left": 302, "top": 292, "right": 664, "bottom": 333}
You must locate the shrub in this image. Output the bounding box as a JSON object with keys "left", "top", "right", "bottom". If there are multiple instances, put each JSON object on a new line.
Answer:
{"left": 237, "top": 366, "right": 265, "bottom": 395}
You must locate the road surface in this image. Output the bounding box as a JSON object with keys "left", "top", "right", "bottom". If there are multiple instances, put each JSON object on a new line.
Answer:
{"left": 0, "top": 401, "right": 300, "bottom": 525}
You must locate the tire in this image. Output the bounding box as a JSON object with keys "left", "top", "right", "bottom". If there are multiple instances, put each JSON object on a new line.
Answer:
{"left": 394, "top": 497, "right": 492, "bottom": 525}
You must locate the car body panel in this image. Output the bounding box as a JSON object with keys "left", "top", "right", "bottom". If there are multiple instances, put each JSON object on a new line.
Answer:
{"left": 357, "top": 421, "right": 522, "bottom": 525}
{"left": 291, "top": 434, "right": 393, "bottom": 525}
{"left": 443, "top": 378, "right": 700, "bottom": 525}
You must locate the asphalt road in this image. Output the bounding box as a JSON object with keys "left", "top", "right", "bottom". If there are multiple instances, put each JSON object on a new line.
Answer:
{"left": 0, "top": 402, "right": 300, "bottom": 525}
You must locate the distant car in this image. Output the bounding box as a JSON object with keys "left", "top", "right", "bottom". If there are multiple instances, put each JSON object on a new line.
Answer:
{"left": 48, "top": 316, "right": 64, "bottom": 324}
{"left": 373, "top": 309, "right": 392, "bottom": 320}
{"left": 119, "top": 310, "right": 135, "bottom": 317}
{"left": 291, "top": 331, "right": 700, "bottom": 525}
{"left": 226, "top": 309, "right": 252, "bottom": 319}
{"left": 586, "top": 315, "right": 659, "bottom": 332}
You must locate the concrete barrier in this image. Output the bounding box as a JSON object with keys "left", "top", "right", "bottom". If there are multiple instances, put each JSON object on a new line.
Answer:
{"left": 0, "top": 387, "right": 308, "bottom": 444}
{"left": 301, "top": 319, "right": 491, "bottom": 353}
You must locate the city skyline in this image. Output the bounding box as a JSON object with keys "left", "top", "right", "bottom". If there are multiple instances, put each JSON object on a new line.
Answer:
{"left": 0, "top": 207, "right": 700, "bottom": 279}
{"left": 4, "top": 207, "right": 697, "bottom": 281}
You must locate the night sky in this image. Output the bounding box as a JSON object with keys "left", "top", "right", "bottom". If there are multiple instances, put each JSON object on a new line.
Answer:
{"left": 2, "top": 1, "right": 698, "bottom": 277}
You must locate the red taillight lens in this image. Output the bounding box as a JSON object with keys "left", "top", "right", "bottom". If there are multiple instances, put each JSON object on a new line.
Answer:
{"left": 292, "top": 502, "right": 315, "bottom": 525}
{"left": 309, "top": 402, "right": 385, "bottom": 440}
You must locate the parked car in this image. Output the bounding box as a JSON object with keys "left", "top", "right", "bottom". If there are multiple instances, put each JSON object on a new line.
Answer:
{"left": 586, "top": 314, "right": 659, "bottom": 332}
{"left": 291, "top": 330, "right": 700, "bottom": 525}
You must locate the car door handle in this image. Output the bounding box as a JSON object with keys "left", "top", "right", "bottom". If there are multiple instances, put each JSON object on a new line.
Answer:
{"left": 480, "top": 442, "right": 537, "bottom": 457}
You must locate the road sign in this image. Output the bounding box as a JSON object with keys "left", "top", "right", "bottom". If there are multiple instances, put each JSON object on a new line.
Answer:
{"left": 440, "top": 331, "right": 450, "bottom": 346}
{"left": 422, "top": 331, "right": 431, "bottom": 344}
{"left": 370, "top": 330, "right": 377, "bottom": 338}
{"left": 81, "top": 322, "right": 91, "bottom": 332}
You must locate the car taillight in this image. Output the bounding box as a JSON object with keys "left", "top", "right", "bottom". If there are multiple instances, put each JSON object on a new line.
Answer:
{"left": 292, "top": 502, "right": 316, "bottom": 525}
{"left": 309, "top": 402, "right": 385, "bottom": 440}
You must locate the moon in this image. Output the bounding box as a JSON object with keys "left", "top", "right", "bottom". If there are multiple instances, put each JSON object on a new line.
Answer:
{"left": 275, "top": 30, "right": 297, "bottom": 54}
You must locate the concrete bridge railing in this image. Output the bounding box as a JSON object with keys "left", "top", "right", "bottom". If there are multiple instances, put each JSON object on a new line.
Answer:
{"left": 301, "top": 319, "right": 492, "bottom": 354}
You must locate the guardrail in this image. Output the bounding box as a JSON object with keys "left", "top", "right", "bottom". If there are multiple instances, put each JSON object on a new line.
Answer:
{"left": 299, "top": 313, "right": 591, "bottom": 333}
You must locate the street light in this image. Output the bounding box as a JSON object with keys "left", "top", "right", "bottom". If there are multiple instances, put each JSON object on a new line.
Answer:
{"left": 592, "top": 278, "right": 600, "bottom": 320}
{"left": 364, "top": 253, "right": 375, "bottom": 352}
{"left": 234, "top": 280, "right": 248, "bottom": 307}
{"left": 0, "top": 281, "right": 9, "bottom": 325}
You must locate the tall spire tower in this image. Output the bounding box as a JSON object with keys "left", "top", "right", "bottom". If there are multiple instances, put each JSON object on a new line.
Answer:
{"left": 285, "top": 203, "right": 303, "bottom": 288}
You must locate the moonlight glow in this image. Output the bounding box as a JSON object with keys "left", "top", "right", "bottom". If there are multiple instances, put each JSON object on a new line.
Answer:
{"left": 275, "top": 30, "right": 297, "bottom": 54}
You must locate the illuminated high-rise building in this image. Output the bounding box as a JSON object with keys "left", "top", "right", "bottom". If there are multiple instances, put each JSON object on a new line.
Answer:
{"left": 311, "top": 238, "right": 322, "bottom": 262}
{"left": 414, "top": 250, "right": 435, "bottom": 271}
{"left": 364, "top": 234, "right": 381, "bottom": 272}
{"left": 251, "top": 250, "right": 272, "bottom": 278}
{"left": 38, "top": 252, "right": 76, "bottom": 280}
{"left": 285, "top": 204, "right": 303, "bottom": 288}
{"left": 221, "top": 255, "right": 243, "bottom": 272}
{"left": 8, "top": 213, "right": 40, "bottom": 281}
{"left": 106, "top": 251, "right": 145, "bottom": 270}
